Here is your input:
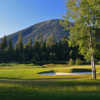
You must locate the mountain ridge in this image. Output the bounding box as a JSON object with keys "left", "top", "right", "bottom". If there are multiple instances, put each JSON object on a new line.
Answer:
{"left": 2, "top": 19, "right": 69, "bottom": 45}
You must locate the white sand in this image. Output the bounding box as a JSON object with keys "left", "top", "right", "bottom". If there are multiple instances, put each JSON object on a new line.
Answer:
{"left": 39, "top": 72, "right": 92, "bottom": 75}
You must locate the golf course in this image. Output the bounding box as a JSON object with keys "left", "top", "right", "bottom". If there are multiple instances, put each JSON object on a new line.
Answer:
{"left": 0, "top": 0, "right": 100, "bottom": 99}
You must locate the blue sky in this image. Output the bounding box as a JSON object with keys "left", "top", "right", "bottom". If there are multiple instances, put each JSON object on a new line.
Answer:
{"left": 0, "top": 0, "right": 67, "bottom": 37}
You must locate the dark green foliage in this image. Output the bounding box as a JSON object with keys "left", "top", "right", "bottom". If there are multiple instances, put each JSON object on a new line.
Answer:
{"left": 46, "top": 34, "right": 56, "bottom": 48}
{"left": 16, "top": 33, "right": 23, "bottom": 52}
{"left": 32, "top": 38, "right": 41, "bottom": 62}
{"left": 0, "top": 36, "right": 10, "bottom": 63}
{"left": 56, "top": 36, "right": 69, "bottom": 61}
{"left": 8, "top": 38, "right": 13, "bottom": 51}
{"left": 15, "top": 33, "right": 24, "bottom": 63}
{"left": 46, "top": 34, "right": 57, "bottom": 61}
{"left": 24, "top": 38, "right": 33, "bottom": 63}
{"left": 0, "top": 36, "right": 7, "bottom": 50}
{"left": 0, "top": 35, "right": 83, "bottom": 64}
{"left": 7, "top": 38, "right": 15, "bottom": 62}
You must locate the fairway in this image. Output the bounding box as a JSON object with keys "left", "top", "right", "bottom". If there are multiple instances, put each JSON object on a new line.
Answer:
{"left": 0, "top": 63, "right": 100, "bottom": 80}
{"left": 0, "top": 64, "right": 100, "bottom": 80}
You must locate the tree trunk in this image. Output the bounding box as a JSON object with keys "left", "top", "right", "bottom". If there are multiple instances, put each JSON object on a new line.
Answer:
{"left": 89, "top": 25, "right": 96, "bottom": 80}
{"left": 91, "top": 54, "right": 96, "bottom": 80}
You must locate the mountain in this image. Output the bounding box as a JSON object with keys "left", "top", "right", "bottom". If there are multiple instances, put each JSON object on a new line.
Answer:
{"left": 5, "top": 19, "right": 69, "bottom": 45}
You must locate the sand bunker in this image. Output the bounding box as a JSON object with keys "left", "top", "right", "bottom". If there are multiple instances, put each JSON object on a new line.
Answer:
{"left": 39, "top": 72, "right": 92, "bottom": 75}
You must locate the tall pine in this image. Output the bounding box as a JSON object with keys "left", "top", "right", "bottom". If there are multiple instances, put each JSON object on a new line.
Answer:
{"left": 0, "top": 36, "right": 7, "bottom": 50}
{"left": 16, "top": 33, "right": 24, "bottom": 63}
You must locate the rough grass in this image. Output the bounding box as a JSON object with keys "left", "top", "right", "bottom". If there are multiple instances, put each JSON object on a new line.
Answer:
{"left": 0, "top": 79, "right": 100, "bottom": 100}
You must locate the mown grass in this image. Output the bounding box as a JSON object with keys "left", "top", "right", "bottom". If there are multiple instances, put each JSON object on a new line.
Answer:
{"left": 0, "top": 63, "right": 100, "bottom": 80}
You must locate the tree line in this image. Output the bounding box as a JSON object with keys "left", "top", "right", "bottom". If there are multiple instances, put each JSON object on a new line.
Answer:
{"left": 0, "top": 34, "right": 83, "bottom": 65}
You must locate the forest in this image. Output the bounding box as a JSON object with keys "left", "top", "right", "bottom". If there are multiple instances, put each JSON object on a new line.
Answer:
{"left": 0, "top": 33, "right": 84, "bottom": 65}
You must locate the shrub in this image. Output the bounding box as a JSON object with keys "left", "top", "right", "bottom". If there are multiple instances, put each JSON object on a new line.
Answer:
{"left": 75, "top": 58, "right": 83, "bottom": 65}
{"left": 68, "top": 59, "right": 74, "bottom": 65}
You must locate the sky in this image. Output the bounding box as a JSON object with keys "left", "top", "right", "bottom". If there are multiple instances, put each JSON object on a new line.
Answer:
{"left": 0, "top": 0, "right": 67, "bottom": 37}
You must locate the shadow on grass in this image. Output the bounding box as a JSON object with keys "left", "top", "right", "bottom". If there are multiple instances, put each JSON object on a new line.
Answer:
{"left": 0, "top": 63, "right": 13, "bottom": 67}
{"left": 72, "top": 68, "right": 92, "bottom": 72}
{"left": 0, "top": 78, "right": 100, "bottom": 87}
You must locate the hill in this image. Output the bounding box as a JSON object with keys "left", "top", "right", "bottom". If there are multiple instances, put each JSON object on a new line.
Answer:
{"left": 4, "top": 19, "right": 69, "bottom": 45}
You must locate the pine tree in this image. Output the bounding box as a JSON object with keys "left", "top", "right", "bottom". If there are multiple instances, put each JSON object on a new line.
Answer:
{"left": 8, "top": 38, "right": 13, "bottom": 51}
{"left": 16, "top": 33, "right": 23, "bottom": 52}
{"left": 24, "top": 38, "right": 33, "bottom": 63}
{"left": 46, "top": 34, "right": 56, "bottom": 61}
{"left": 7, "top": 38, "right": 15, "bottom": 62}
{"left": 16, "top": 33, "right": 24, "bottom": 63}
{"left": 0, "top": 36, "right": 7, "bottom": 50}
{"left": 33, "top": 36, "right": 41, "bottom": 63}
{"left": 56, "top": 36, "right": 69, "bottom": 62}
{"left": 46, "top": 34, "right": 56, "bottom": 48}
{"left": 25, "top": 38, "right": 32, "bottom": 49}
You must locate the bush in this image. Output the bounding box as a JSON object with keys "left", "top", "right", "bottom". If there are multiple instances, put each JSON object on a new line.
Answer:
{"left": 75, "top": 58, "right": 83, "bottom": 65}
{"left": 68, "top": 59, "right": 74, "bottom": 65}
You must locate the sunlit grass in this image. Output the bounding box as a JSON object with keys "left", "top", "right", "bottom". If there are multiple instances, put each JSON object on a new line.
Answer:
{"left": 0, "top": 63, "right": 100, "bottom": 80}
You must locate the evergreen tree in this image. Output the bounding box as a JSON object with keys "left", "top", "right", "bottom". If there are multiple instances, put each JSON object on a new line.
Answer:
{"left": 8, "top": 38, "right": 13, "bottom": 51}
{"left": 39, "top": 35, "right": 47, "bottom": 62}
{"left": 16, "top": 33, "right": 24, "bottom": 63}
{"left": 32, "top": 36, "right": 41, "bottom": 63}
{"left": 0, "top": 36, "right": 8, "bottom": 62}
{"left": 25, "top": 38, "right": 33, "bottom": 49}
{"left": 24, "top": 38, "right": 33, "bottom": 63}
{"left": 46, "top": 34, "right": 56, "bottom": 48}
{"left": 0, "top": 36, "right": 7, "bottom": 50}
{"left": 16, "top": 33, "right": 23, "bottom": 52}
{"left": 7, "top": 38, "right": 15, "bottom": 62}
{"left": 46, "top": 34, "right": 56, "bottom": 61}
{"left": 56, "top": 36, "right": 69, "bottom": 62}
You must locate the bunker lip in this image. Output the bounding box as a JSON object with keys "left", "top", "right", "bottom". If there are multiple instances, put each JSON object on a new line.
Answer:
{"left": 39, "top": 72, "right": 92, "bottom": 75}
